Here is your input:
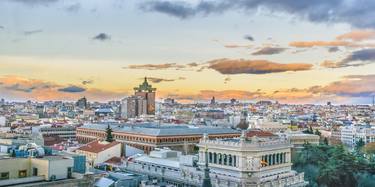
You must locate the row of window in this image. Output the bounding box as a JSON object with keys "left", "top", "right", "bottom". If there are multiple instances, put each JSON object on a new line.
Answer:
{"left": 208, "top": 152, "right": 237, "bottom": 167}
{"left": 261, "top": 153, "right": 287, "bottom": 167}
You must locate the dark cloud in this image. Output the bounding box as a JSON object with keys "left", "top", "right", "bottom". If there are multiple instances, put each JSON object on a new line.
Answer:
{"left": 127, "top": 63, "right": 186, "bottom": 70}
{"left": 82, "top": 80, "right": 94, "bottom": 85}
{"left": 92, "top": 33, "right": 111, "bottom": 41}
{"left": 140, "top": 0, "right": 375, "bottom": 28}
{"left": 321, "top": 48, "right": 375, "bottom": 68}
{"left": 252, "top": 47, "right": 287, "bottom": 55}
{"left": 24, "top": 29, "right": 43, "bottom": 36}
{"left": 146, "top": 77, "right": 175, "bottom": 83}
{"left": 244, "top": 35, "right": 254, "bottom": 41}
{"left": 58, "top": 86, "right": 86, "bottom": 93}
{"left": 328, "top": 47, "right": 340, "bottom": 53}
{"left": 141, "top": 76, "right": 186, "bottom": 83}
{"left": 140, "top": 1, "right": 231, "bottom": 19}
{"left": 224, "top": 77, "right": 231, "bottom": 84}
{"left": 187, "top": 62, "right": 199, "bottom": 67}
{"left": 4, "top": 84, "right": 36, "bottom": 93}
{"left": 207, "top": 58, "right": 313, "bottom": 74}
{"left": 0, "top": 26, "right": 4, "bottom": 29}
{"left": 10, "top": 0, "right": 58, "bottom": 6}
{"left": 65, "top": 3, "right": 81, "bottom": 12}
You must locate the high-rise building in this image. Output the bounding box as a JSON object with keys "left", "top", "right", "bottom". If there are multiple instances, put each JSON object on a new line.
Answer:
{"left": 121, "top": 96, "right": 147, "bottom": 118}
{"left": 76, "top": 97, "right": 88, "bottom": 109}
{"left": 134, "top": 77, "right": 156, "bottom": 115}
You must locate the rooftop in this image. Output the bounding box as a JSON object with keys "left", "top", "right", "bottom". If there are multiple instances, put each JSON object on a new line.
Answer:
{"left": 77, "top": 140, "right": 121, "bottom": 153}
{"left": 79, "top": 123, "right": 239, "bottom": 137}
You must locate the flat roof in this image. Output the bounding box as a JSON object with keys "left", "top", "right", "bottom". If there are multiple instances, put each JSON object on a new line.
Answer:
{"left": 79, "top": 123, "right": 240, "bottom": 137}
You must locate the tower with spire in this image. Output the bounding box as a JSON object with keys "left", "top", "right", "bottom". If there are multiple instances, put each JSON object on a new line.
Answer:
{"left": 134, "top": 77, "right": 156, "bottom": 115}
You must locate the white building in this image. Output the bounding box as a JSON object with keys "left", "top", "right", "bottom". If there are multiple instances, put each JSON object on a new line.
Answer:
{"left": 76, "top": 140, "right": 122, "bottom": 166}
{"left": 126, "top": 130, "right": 307, "bottom": 187}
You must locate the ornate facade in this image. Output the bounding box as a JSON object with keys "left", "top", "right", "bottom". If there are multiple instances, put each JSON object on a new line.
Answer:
{"left": 196, "top": 131, "right": 307, "bottom": 187}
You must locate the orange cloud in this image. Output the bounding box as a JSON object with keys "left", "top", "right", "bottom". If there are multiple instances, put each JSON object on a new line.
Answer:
{"left": 0, "top": 75, "right": 127, "bottom": 101}
{"left": 126, "top": 63, "right": 186, "bottom": 70}
{"left": 336, "top": 30, "right": 375, "bottom": 42}
{"left": 289, "top": 40, "right": 351, "bottom": 48}
{"left": 207, "top": 58, "right": 313, "bottom": 74}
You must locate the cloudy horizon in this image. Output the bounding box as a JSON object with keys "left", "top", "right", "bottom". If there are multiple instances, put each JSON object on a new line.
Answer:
{"left": 1, "top": 0, "right": 375, "bottom": 104}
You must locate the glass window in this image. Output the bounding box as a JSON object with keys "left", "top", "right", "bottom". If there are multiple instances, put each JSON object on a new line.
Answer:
{"left": 0, "top": 172, "right": 9, "bottom": 180}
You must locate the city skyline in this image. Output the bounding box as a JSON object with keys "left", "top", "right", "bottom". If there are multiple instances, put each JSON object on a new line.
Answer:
{"left": 1, "top": 0, "right": 375, "bottom": 104}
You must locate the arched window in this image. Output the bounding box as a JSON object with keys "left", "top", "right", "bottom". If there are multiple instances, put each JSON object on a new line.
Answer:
{"left": 218, "top": 153, "right": 222, "bottom": 165}
{"left": 233, "top": 155, "right": 236, "bottom": 167}
{"left": 214, "top": 153, "right": 217, "bottom": 164}
{"left": 223, "top": 154, "right": 227, "bottom": 165}
{"left": 209, "top": 152, "right": 213, "bottom": 163}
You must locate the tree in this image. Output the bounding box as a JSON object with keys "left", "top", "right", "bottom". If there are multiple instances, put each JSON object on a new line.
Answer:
{"left": 314, "top": 129, "right": 321, "bottom": 136}
{"left": 356, "top": 138, "right": 365, "bottom": 154}
{"left": 105, "top": 125, "right": 114, "bottom": 142}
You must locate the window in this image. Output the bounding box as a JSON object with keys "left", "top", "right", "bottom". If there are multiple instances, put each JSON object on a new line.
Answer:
{"left": 18, "top": 170, "right": 27, "bottom": 178}
{"left": 33, "top": 168, "right": 38, "bottom": 176}
{"left": 0, "top": 172, "right": 9, "bottom": 180}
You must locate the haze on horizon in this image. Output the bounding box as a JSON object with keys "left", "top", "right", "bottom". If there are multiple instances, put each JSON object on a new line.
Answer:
{"left": 1, "top": 0, "right": 375, "bottom": 104}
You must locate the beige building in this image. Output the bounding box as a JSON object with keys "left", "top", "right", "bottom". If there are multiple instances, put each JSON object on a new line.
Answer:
{"left": 76, "top": 140, "right": 122, "bottom": 166}
{"left": 0, "top": 156, "right": 74, "bottom": 186}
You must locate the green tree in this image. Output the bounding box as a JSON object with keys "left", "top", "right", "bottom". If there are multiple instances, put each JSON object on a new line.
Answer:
{"left": 314, "top": 129, "right": 321, "bottom": 136}
{"left": 105, "top": 125, "right": 114, "bottom": 142}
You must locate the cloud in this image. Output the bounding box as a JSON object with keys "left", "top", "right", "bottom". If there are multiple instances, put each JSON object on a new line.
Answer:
{"left": 139, "top": 0, "right": 375, "bottom": 28}
{"left": 82, "top": 80, "right": 94, "bottom": 85}
{"left": 224, "top": 77, "right": 231, "bottom": 84}
{"left": 336, "top": 30, "right": 375, "bottom": 41}
{"left": 289, "top": 40, "right": 351, "bottom": 48}
{"left": 0, "top": 75, "right": 126, "bottom": 101}
{"left": 328, "top": 47, "right": 340, "bottom": 53}
{"left": 127, "top": 63, "right": 186, "bottom": 70}
{"left": 92, "top": 33, "right": 111, "bottom": 41}
{"left": 244, "top": 35, "right": 254, "bottom": 41}
{"left": 10, "top": 0, "right": 59, "bottom": 6}
{"left": 24, "top": 29, "right": 43, "bottom": 36}
{"left": 145, "top": 77, "right": 175, "bottom": 83}
{"left": 58, "top": 86, "right": 86, "bottom": 93}
{"left": 187, "top": 62, "right": 199, "bottom": 67}
{"left": 207, "top": 58, "right": 313, "bottom": 74}
{"left": 224, "top": 44, "right": 252, "bottom": 48}
{"left": 0, "top": 26, "right": 4, "bottom": 29}
{"left": 321, "top": 48, "right": 375, "bottom": 68}
{"left": 65, "top": 3, "right": 81, "bottom": 12}
{"left": 4, "top": 84, "right": 36, "bottom": 93}
{"left": 141, "top": 76, "right": 186, "bottom": 83}
{"left": 251, "top": 47, "right": 287, "bottom": 55}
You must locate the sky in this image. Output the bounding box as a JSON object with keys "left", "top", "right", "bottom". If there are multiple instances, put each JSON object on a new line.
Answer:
{"left": 1, "top": 0, "right": 375, "bottom": 104}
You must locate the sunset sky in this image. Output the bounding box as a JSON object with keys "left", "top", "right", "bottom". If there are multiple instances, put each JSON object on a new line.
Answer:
{"left": 1, "top": 0, "right": 375, "bottom": 104}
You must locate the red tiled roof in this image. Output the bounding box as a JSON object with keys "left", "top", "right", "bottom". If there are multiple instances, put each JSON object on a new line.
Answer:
{"left": 246, "top": 129, "right": 275, "bottom": 137}
{"left": 77, "top": 140, "right": 121, "bottom": 153}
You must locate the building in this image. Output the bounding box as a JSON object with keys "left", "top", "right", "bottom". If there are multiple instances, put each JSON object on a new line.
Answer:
{"left": 197, "top": 131, "right": 307, "bottom": 186}
{"left": 77, "top": 123, "right": 240, "bottom": 154}
{"left": 134, "top": 77, "right": 156, "bottom": 115}
{"left": 125, "top": 131, "right": 307, "bottom": 187}
{"left": 0, "top": 156, "right": 94, "bottom": 186}
{"left": 38, "top": 125, "right": 77, "bottom": 141}
{"left": 76, "top": 140, "right": 122, "bottom": 166}
{"left": 76, "top": 97, "right": 88, "bottom": 109}
{"left": 121, "top": 96, "right": 147, "bottom": 119}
